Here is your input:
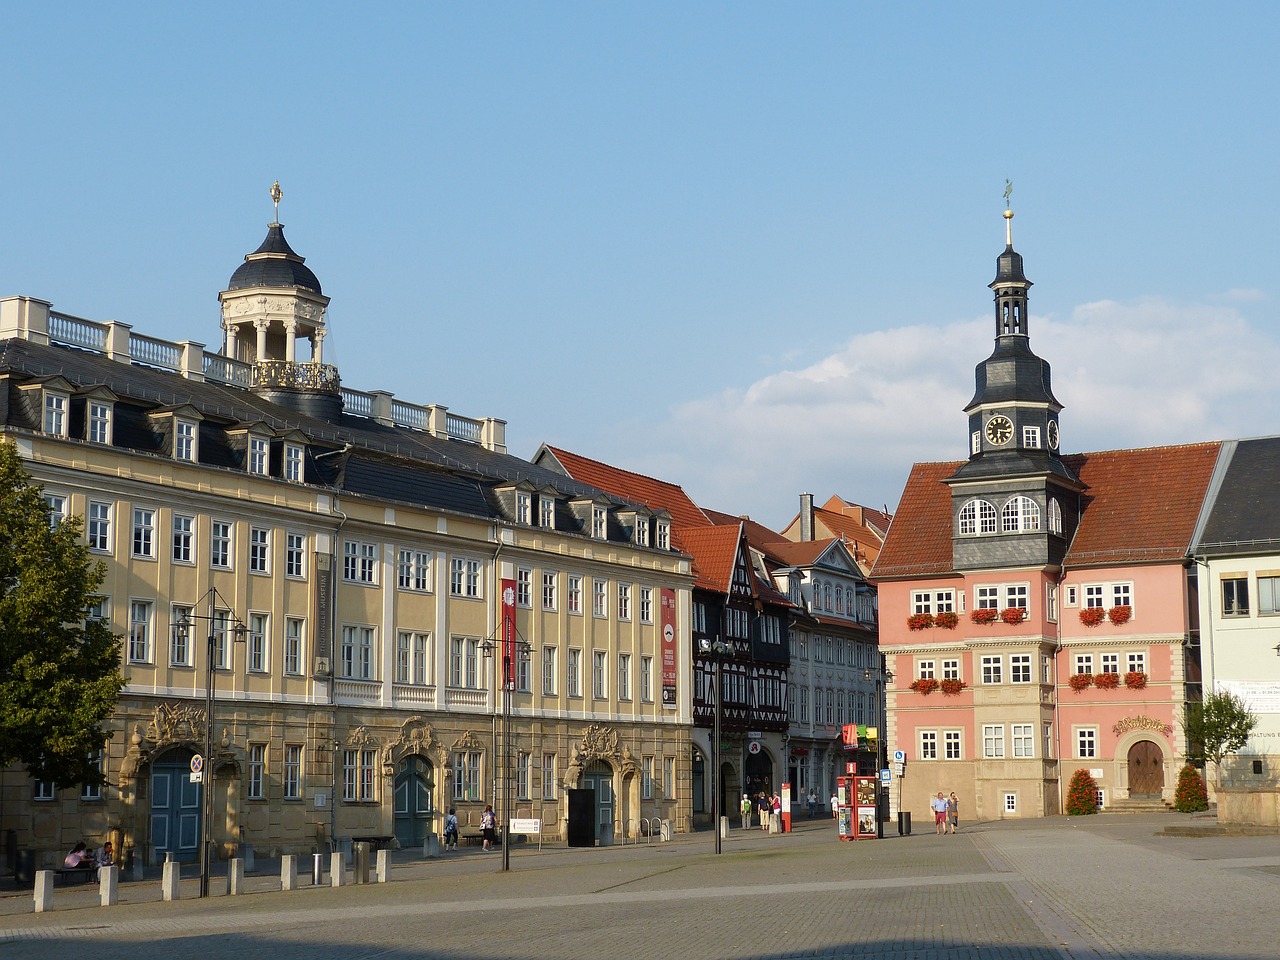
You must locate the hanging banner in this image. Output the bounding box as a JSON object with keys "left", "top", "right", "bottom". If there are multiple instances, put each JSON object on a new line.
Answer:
{"left": 660, "top": 588, "right": 677, "bottom": 708}
{"left": 501, "top": 577, "right": 516, "bottom": 688}
{"left": 842, "top": 723, "right": 860, "bottom": 750}
{"left": 313, "top": 552, "right": 333, "bottom": 674}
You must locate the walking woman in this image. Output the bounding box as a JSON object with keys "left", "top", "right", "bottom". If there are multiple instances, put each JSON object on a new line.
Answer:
{"left": 947, "top": 792, "right": 959, "bottom": 834}
{"left": 481, "top": 804, "right": 497, "bottom": 851}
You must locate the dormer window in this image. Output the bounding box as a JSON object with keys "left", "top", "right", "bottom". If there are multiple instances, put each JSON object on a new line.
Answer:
{"left": 656, "top": 520, "right": 670, "bottom": 551}
{"left": 592, "top": 506, "right": 607, "bottom": 539}
{"left": 175, "top": 419, "right": 198, "bottom": 462}
{"left": 249, "top": 436, "right": 270, "bottom": 476}
{"left": 517, "top": 492, "right": 532, "bottom": 525}
{"left": 43, "top": 392, "right": 68, "bottom": 437}
{"left": 88, "top": 401, "right": 113, "bottom": 445}
{"left": 971, "top": 431, "right": 981, "bottom": 455}
{"left": 539, "top": 495, "right": 555, "bottom": 529}
{"left": 284, "top": 442, "right": 304, "bottom": 482}
{"left": 635, "top": 518, "right": 650, "bottom": 547}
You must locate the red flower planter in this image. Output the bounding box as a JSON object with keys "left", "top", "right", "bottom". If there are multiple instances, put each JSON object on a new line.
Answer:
{"left": 934, "top": 611, "right": 959, "bottom": 630}
{"left": 1108, "top": 605, "right": 1132, "bottom": 626}
{"left": 1125, "top": 671, "right": 1148, "bottom": 689}
{"left": 907, "top": 613, "right": 935, "bottom": 631}
{"left": 1079, "top": 607, "right": 1106, "bottom": 627}
{"left": 1094, "top": 672, "right": 1120, "bottom": 690}
{"left": 910, "top": 677, "right": 940, "bottom": 695}
{"left": 1068, "top": 673, "right": 1093, "bottom": 692}
{"left": 970, "top": 608, "right": 998, "bottom": 625}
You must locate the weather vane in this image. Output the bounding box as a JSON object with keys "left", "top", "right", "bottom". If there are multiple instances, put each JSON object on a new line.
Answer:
{"left": 271, "top": 180, "right": 283, "bottom": 223}
{"left": 1003, "top": 179, "right": 1013, "bottom": 209}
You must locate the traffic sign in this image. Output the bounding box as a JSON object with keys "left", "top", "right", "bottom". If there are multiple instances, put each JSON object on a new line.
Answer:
{"left": 879, "top": 768, "right": 891, "bottom": 783}
{"left": 190, "top": 754, "right": 203, "bottom": 774}
{"left": 893, "top": 750, "right": 905, "bottom": 763}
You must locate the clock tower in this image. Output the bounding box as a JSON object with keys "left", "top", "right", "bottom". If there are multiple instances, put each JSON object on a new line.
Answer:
{"left": 944, "top": 205, "right": 1082, "bottom": 571}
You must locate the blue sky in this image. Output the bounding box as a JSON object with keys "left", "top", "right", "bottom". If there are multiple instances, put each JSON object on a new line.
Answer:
{"left": 4, "top": 3, "right": 1280, "bottom": 529}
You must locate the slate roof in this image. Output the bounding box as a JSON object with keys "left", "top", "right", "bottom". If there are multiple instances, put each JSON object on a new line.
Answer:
{"left": 227, "top": 223, "right": 323, "bottom": 294}
{"left": 1193, "top": 436, "right": 1280, "bottom": 556}
{"left": 0, "top": 338, "right": 645, "bottom": 529}
{"left": 870, "top": 442, "right": 1225, "bottom": 581}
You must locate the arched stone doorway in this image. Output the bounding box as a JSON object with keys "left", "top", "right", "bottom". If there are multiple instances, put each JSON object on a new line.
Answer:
{"left": 744, "top": 747, "right": 774, "bottom": 799}
{"left": 149, "top": 746, "right": 201, "bottom": 863}
{"left": 393, "top": 755, "right": 435, "bottom": 848}
{"left": 1128, "top": 740, "right": 1165, "bottom": 797}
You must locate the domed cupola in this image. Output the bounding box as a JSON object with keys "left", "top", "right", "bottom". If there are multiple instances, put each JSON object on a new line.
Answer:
{"left": 217, "top": 183, "right": 342, "bottom": 419}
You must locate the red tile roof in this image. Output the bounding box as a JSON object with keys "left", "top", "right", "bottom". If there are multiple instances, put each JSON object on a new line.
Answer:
{"left": 765, "top": 538, "right": 836, "bottom": 567}
{"left": 540, "top": 445, "right": 711, "bottom": 530}
{"left": 703, "top": 508, "right": 789, "bottom": 545}
{"left": 678, "top": 524, "right": 746, "bottom": 593}
{"left": 870, "top": 443, "right": 1226, "bottom": 580}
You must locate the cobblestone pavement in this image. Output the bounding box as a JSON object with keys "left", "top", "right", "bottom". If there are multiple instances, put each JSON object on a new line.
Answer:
{"left": 2, "top": 814, "right": 1278, "bottom": 960}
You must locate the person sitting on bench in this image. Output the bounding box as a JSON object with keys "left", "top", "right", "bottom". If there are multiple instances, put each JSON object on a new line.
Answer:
{"left": 64, "top": 842, "right": 94, "bottom": 870}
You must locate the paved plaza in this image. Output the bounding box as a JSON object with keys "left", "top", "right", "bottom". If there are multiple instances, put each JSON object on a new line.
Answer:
{"left": 2, "top": 813, "right": 1278, "bottom": 960}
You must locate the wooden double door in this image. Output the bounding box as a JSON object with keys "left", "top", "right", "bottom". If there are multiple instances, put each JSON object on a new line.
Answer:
{"left": 1127, "top": 740, "right": 1164, "bottom": 797}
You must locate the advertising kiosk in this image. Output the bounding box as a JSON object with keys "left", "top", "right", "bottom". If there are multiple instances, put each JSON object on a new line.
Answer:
{"left": 836, "top": 773, "right": 878, "bottom": 841}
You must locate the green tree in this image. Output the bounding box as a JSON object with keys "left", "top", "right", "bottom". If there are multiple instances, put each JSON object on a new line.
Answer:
{"left": 1183, "top": 690, "right": 1258, "bottom": 785}
{"left": 0, "top": 441, "right": 123, "bottom": 787}
{"left": 1065, "top": 768, "right": 1099, "bottom": 816}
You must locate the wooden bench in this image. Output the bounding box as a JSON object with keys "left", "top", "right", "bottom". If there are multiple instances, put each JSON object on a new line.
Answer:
{"left": 54, "top": 867, "right": 96, "bottom": 885}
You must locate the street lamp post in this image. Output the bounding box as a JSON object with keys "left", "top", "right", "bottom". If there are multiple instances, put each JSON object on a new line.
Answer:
{"left": 175, "top": 593, "right": 246, "bottom": 898}
{"left": 865, "top": 659, "right": 894, "bottom": 839}
{"left": 700, "top": 637, "right": 731, "bottom": 854}
{"left": 481, "top": 637, "right": 530, "bottom": 872}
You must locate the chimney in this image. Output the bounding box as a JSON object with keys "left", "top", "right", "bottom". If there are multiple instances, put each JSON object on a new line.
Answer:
{"left": 800, "top": 493, "right": 814, "bottom": 542}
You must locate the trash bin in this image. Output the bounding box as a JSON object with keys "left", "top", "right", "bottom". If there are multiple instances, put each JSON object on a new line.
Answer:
{"left": 897, "top": 811, "right": 912, "bottom": 836}
{"left": 15, "top": 848, "right": 36, "bottom": 886}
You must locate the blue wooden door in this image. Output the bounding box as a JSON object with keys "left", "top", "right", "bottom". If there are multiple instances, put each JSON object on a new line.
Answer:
{"left": 151, "top": 751, "right": 201, "bottom": 862}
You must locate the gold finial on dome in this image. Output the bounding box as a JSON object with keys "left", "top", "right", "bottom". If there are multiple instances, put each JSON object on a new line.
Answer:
{"left": 1002, "top": 179, "right": 1014, "bottom": 245}
{"left": 270, "top": 180, "right": 283, "bottom": 224}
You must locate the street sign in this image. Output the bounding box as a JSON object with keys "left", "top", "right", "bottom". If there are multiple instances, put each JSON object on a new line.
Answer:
{"left": 879, "top": 769, "right": 891, "bottom": 783}
{"left": 894, "top": 763, "right": 905, "bottom": 777}
{"left": 190, "top": 753, "right": 204, "bottom": 783}
{"left": 893, "top": 750, "right": 905, "bottom": 763}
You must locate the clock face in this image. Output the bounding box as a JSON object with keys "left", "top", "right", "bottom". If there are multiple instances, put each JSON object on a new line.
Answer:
{"left": 985, "top": 415, "right": 1014, "bottom": 445}
{"left": 1047, "top": 420, "right": 1060, "bottom": 450}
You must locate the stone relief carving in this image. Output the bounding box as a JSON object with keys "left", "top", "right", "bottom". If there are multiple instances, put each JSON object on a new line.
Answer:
{"left": 345, "top": 726, "right": 381, "bottom": 748}
{"left": 580, "top": 723, "right": 620, "bottom": 761}
{"left": 451, "top": 730, "right": 487, "bottom": 753}
{"left": 146, "top": 702, "right": 206, "bottom": 748}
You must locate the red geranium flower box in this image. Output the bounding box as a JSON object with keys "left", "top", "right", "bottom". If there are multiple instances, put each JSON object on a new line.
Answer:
{"left": 1079, "top": 607, "right": 1106, "bottom": 627}
{"left": 939, "top": 677, "right": 967, "bottom": 696}
{"left": 1001, "top": 606, "right": 1027, "bottom": 625}
{"left": 907, "top": 613, "right": 935, "bottom": 631}
{"left": 934, "top": 611, "right": 959, "bottom": 630}
{"left": 1108, "top": 605, "right": 1132, "bottom": 626}
{"left": 1125, "top": 670, "right": 1148, "bottom": 689}
{"left": 1094, "top": 672, "right": 1121, "bottom": 690}
{"left": 910, "top": 677, "right": 940, "bottom": 695}
{"left": 1068, "top": 672, "right": 1093, "bottom": 692}
{"left": 970, "top": 608, "right": 998, "bottom": 625}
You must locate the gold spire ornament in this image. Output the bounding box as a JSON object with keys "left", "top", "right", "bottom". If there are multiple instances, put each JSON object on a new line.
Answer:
{"left": 270, "top": 181, "right": 283, "bottom": 223}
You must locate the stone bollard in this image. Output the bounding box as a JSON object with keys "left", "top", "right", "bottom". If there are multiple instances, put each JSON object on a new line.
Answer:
{"left": 352, "top": 842, "right": 368, "bottom": 885}
{"left": 162, "top": 860, "right": 180, "bottom": 901}
{"left": 281, "top": 854, "right": 298, "bottom": 891}
{"left": 100, "top": 864, "right": 119, "bottom": 907}
{"left": 660, "top": 819, "right": 672, "bottom": 841}
{"left": 330, "top": 851, "right": 345, "bottom": 887}
{"left": 375, "top": 848, "right": 390, "bottom": 883}
{"left": 130, "top": 851, "right": 145, "bottom": 882}
{"left": 34, "top": 870, "right": 54, "bottom": 913}
{"left": 228, "top": 857, "right": 245, "bottom": 895}
{"left": 719, "top": 815, "right": 730, "bottom": 840}
{"left": 423, "top": 834, "right": 440, "bottom": 857}
{"left": 240, "top": 843, "right": 255, "bottom": 874}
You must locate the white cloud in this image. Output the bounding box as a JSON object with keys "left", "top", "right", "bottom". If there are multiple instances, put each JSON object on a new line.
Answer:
{"left": 651, "top": 297, "right": 1280, "bottom": 529}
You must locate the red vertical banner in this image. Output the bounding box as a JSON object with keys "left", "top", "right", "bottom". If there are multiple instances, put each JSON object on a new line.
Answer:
{"left": 501, "top": 578, "right": 516, "bottom": 688}
{"left": 660, "top": 588, "right": 677, "bottom": 708}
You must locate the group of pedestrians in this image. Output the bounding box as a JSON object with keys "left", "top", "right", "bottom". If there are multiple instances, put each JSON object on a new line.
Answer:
{"left": 739, "top": 791, "right": 781, "bottom": 830}
{"left": 930, "top": 791, "right": 959, "bottom": 834}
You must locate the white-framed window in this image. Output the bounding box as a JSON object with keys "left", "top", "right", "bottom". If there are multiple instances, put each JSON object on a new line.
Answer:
{"left": 340, "top": 625, "right": 375, "bottom": 680}
{"left": 641, "top": 655, "right": 653, "bottom": 702}
{"left": 171, "top": 514, "right": 193, "bottom": 563}
{"left": 798, "top": 686, "right": 809, "bottom": 723}
{"left": 663, "top": 757, "right": 675, "bottom": 799}
{"left": 174, "top": 419, "right": 197, "bottom": 462}
{"left": 983, "top": 724, "right": 1005, "bottom": 758}
{"left": 451, "top": 751, "right": 481, "bottom": 802}
{"left": 132, "top": 507, "right": 156, "bottom": 558}
{"left": 592, "top": 506, "right": 607, "bottom": 539}
{"left": 917, "top": 659, "right": 936, "bottom": 680}
{"left": 396, "top": 631, "right": 432, "bottom": 685}
{"left": 1004, "top": 793, "right": 1017, "bottom": 813}
{"left": 516, "top": 751, "right": 532, "bottom": 800}
{"left": 516, "top": 649, "right": 531, "bottom": 692}
{"left": 593, "top": 579, "right": 608, "bottom": 618}
{"left": 284, "top": 442, "right": 304, "bottom": 482}
{"left": 592, "top": 650, "right": 607, "bottom": 699}
{"left": 169, "top": 604, "right": 191, "bottom": 667}
{"left": 398, "top": 549, "right": 431, "bottom": 592}
{"left": 343, "top": 748, "right": 378, "bottom": 802}
{"left": 1077, "top": 727, "right": 1097, "bottom": 759}
{"left": 542, "top": 646, "right": 557, "bottom": 695}
{"left": 43, "top": 391, "right": 68, "bottom": 436}
{"left": 1048, "top": 498, "right": 1063, "bottom": 534}
{"left": 542, "top": 753, "right": 557, "bottom": 800}
{"left": 976, "top": 585, "right": 1000, "bottom": 610}
{"left": 1012, "top": 723, "right": 1034, "bottom": 758}
{"left": 656, "top": 520, "right": 670, "bottom": 550}
{"left": 247, "top": 744, "right": 266, "bottom": 800}
{"left": 450, "top": 557, "right": 482, "bottom": 598}
{"left": 971, "top": 430, "right": 981, "bottom": 455}
{"left": 1101, "top": 652, "right": 1119, "bottom": 675}
{"left": 1075, "top": 653, "right": 1094, "bottom": 675}
{"left": 129, "top": 600, "right": 153, "bottom": 664}
{"left": 942, "top": 658, "right": 960, "bottom": 681}
{"left": 1001, "top": 496, "right": 1041, "bottom": 532}
{"left": 87, "top": 501, "right": 112, "bottom": 552}
{"left": 1260, "top": 575, "right": 1280, "bottom": 615}
{"left": 912, "top": 589, "right": 955, "bottom": 614}
{"left": 43, "top": 493, "right": 68, "bottom": 529}
{"left": 618, "top": 653, "right": 631, "bottom": 700}
{"left": 959, "top": 499, "right": 998, "bottom": 535}
{"left": 1023, "top": 425, "right": 1041, "bottom": 448}
{"left": 1112, "top": 582, "right": 1132, "bottom": 608}
{"left": 249, "top": 526, "right": 270, "bottom": 574}
{"left": 944, "top": 731, "right": 962, "bottom": 760}
{"left": 541, "top": 572, "right": 557, "bottom": 611}
{"left": 1084, "top": 584, "right": 1106, "bottom": 609}
{"left": 1010, "top": 654, "right": 1031, "bottom": 683}
{"left": 248, "top": 613, "right": 269, "bottom": 672}
{"left": 212, "top": 609, "right": 233, "bottom": 670}
{"left": 567, "top": 575, "right": 582, "bottom": 615}
{"left": 1046, "top": 583, "right": 1059, "bottom": 622}
{"left": 286, "top": 532, "right": 307, "bottom": 579}
{"left": 87, "top": 401, "right": 112, "bottom": 445}
{"left": 516, "top": 492, "right": 531, "bottom": 525}
{"left": 634, "top": 517, "right": 649, "bottom": 546}
{"left": 641, "top": 755, "right": 654, "bottom": 800}
{"left": 539, "top": 495, "right": 556, "bottom": 529}
{"left": 210, "top": 520, "right": 232, "bottom": 568}
{"left": 284, "top": 745, "right": 303, "bottom": 800}
{"left": 981, "top": 655, "right": 1002, "bottom": 684}
{"left": 344, "top": 540, "right": 378, "bottom": 584}
{"left": 1222, "top": 576, "right": 1249, "bottom": 616}
{"left": 34, "top": 780, "right": 55, "bottom": 801}
{"left": 448, "top": 636, "right": 482, "bottom": 689}
{"left": 1127, "top": 651, "right": 1146, "bottom": 675}
{"left": 1065, "top": 584, "right": 1078, "bottom": 607}
{"left": 81, "top": 750, "right": 104, "bottom": 801}
{"left": 568, "top": 648, "right": 582, "bottom": 698}
{"left": 248, "top": 436, "right": 270, "bottom": 476}
{"left": 920, "top": 730, "right": 938, "bottom": 760}
{"left": 1005, "top": 584, "right": 1029, "bottom": 611}
{"left": 1043, "top": 724, "right": 1054, "bottom": 759}
{"left": 617, "top": 583, "right": 632, "bottom": 621}
{"left": 516, "top": 567, "right": 533, "bottom": 607}
{"left": 284, "top": 617, "right": 305, "bottom": 675}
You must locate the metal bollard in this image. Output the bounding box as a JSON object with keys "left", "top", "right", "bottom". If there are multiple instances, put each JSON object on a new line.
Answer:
{"left": 312, "top": 852, "right": 324, "bottom": 885}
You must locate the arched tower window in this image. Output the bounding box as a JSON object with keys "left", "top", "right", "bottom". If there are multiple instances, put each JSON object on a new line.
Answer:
{"left": 1001, "top": 496, "right": 1041, "bottom": 532}
{"left": 823, "top": 584, "right": 832, "bottom": 611}
{"left": 959, "top": 499, "right": 998, "bottom": 535}
{"left": 1048, "top": 498, "right": 1063, "bottom": 535}
{"left": 835, "top": 586, "right": 844, "bottom": 615}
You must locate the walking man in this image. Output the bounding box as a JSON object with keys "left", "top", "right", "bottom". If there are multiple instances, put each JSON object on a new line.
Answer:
{"left": 930, "top": 791, "right": 948, "bottom": 835}
{"left": 740, "top": 793, "right": 752, "bottom": 830}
